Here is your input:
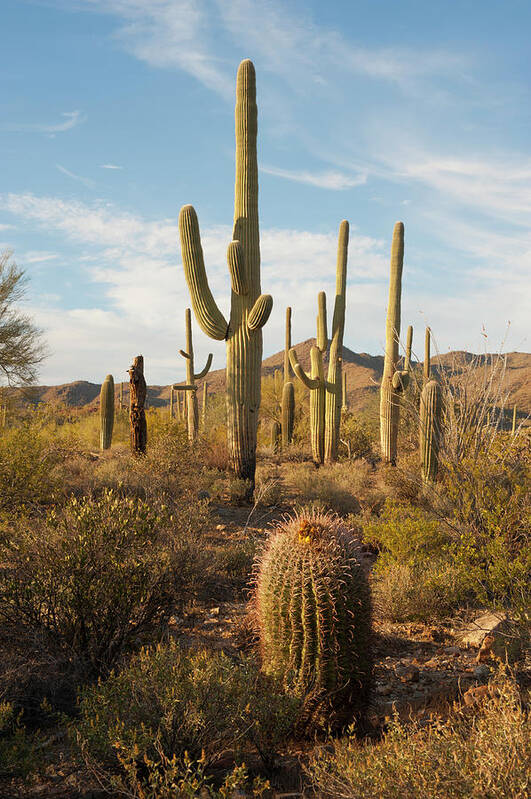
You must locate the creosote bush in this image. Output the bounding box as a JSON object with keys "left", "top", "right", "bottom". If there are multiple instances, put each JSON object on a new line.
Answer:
{"left": 75, "top": 643, "right": 299, "bottom": 787}
{"left": 0, "top": 490, "right": 209, "bottom": 698}
{"left": 308, "top": 675, "right": 530, "bottom": 799}
{"left": 0, "top": 423, "right": 60, "bottom": 513}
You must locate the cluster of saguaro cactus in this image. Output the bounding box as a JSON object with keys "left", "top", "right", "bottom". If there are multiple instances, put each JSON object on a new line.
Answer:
{"left": 253, "top": 508, "right": 373, "bottom": 727}
{"left": 419, "top": 327, "right": 442, "bottom": 483}
{"left": 290, "top": 221, "right": 349, "bottom": 464}
{"left": 379, "top": 222, "right": 413, "bottom": 465}
{"left": 177, "top": 308, "right": 212, "bottom": 442}
{"left": 179, "top": 59, "right": 272, "bottom": 496}
{"left": 99, "top": 374, "right": 114, "bottom": 450}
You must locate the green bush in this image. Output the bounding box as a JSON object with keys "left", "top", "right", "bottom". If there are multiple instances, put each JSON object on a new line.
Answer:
{"left": 75, "top": 643, "right": 299, "bottom": 786}
{"left": 0, "top": 423, "right": 60, "bottom": 513}
{"left": 0, "top": 490, "right": 209, "bottom": 685}
{"left": 307, "top": 675, "right": 529, "bottom": 799}
{"left": 0, "top": 702, "right": 36, "bottom": 779}
{"left": 340, "top": 413, "right": 374, "bottom": 460}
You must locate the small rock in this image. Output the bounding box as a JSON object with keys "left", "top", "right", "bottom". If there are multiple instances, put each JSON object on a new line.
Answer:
{"left": 444, "top": 646, "right": 460, "bottom": 656}
{"left": 474, "top": 664, "right": 491, "bottom": 681}
{"left": 198, "top": 489, "right": 210, "bottom": 500}
{"left": 215, "top": 524, "right": 225, "bottom": 531}
{"left": 427, "top": 627, "right": 446, "bottom": 642}
{"left": 395, "top": 664, "right": 420, "bottom": 682}
{"left": 463, "top": 685, "right": 491, "bottom": 706}
{"left": 376, "top": 683, "right": 393, "bottom": 696}
{"left": 476, "top": 634, "right": 495, "bottom": 662}
{"left": 209, "top": 607, "right": 220, "bottom": 616}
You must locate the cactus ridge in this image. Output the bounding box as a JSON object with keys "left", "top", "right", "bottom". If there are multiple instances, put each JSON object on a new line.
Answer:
{"left": 99, "top": 374, "right": 115, "bottom": 451}
{"left": 254, "top": 509, "right": 373, "bottom": 727}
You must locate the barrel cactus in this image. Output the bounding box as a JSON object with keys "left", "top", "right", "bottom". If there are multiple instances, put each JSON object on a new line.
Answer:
{"left": 254, "top": 509, "right": 373, "bottom": 729}
{"left": 99, "top": 374, "right": 114, "bottom": 450}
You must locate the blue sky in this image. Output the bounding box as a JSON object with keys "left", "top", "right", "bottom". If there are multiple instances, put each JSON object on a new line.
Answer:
{"left": 1, "top": 0, "right": 530, "bottom": 384}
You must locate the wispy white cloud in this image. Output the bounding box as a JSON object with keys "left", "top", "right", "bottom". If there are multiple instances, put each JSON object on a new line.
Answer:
{"left": 261, "top": 165, "right": 367, "bottom": 190}
{"left": 100, "top": 163, "right": 123, "bottom": 169}
{"left": 56, "top": 164, "right": 95, "bottom": 188}
{"left": 21, "top": 251, "right": 58, "bottom": 264}
{"left": 1, "top": 110, "right": 85, "bottom": 134}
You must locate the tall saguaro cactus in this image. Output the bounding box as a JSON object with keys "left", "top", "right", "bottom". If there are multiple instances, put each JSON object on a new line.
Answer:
{"left": 419, "top": 325, "right": 442, "bottom": 483}
{"left": 290, "top": 291, "right": 328, "bottom": 464}
{"left": 424, "top": 326, "right": 431, "bottom": 385}
{"left": 281, "top": 306, "right": 295, "bottom": 446}
{"left": 324, "top": 220, "right": 349, "bottom": 463}
{"left": 179, "top": 60, "right": 272, "bottom": 493}
{"left": 380, "top": 222, "right": 409, "bottom": 465}
{"left": 100, "top": 374, "right": 115, "bottom": 450}
{"left": 178, "top": 308, "right": 212, "bottom": 442}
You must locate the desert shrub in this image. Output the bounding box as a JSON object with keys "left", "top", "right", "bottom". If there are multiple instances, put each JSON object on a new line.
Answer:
{"left": 0, "top": 423, "right": 60, "bottom": 513}
{"left": 307, "top": 675, "right": 529, "bottom": 799}
{"left": 0, "top": 702, "right": 36, "bottom": 779}
{"left": 0, "top": 490, "right": 209, "bottom": 695}
{"left": 340, "top": 413, "right": 374, "bottom": 460}
{"left": 372, "top": 559, "right": 472, "bottom": 622}
{"left": 75, "top": 643, "right": 299, "bottom": 787}
{"left": 362, "top": 499, "right": 450, "bottom": 567}
{"left": 285, "top": 461, "right": 369, "bottom": 515}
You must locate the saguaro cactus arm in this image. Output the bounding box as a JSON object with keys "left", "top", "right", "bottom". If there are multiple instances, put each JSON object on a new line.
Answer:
{"left": 227, "top": 241, "right": 248, "bottom": 295}
{"left": 289, "top": 346, "right": 320, "bottom": 390}
{"left": 424, "top": 326, "right": 431, "bottom": 383}
{"left": 405, "top": 325, "right": 413, "bottom": 371}
{"left": 179, "top": 205, "right": 228, "bottom": 340}
{"left": 317, "top": 291, "right": 328, "bottom": 352}
{"left": 194, "top": 353, "right": 213, "bottom": 381}
{"left": 284, "top": 306, "right": 292, "bottom": 382}
{"left": 247, "top": 293, "right": 273, "bottom": 330}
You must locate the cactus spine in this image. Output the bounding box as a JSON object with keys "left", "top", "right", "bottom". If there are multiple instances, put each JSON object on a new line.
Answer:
{"left": 254, "top": 509, "right": 373, "bottom": 727}
{"left": 99, "top": 374, "right": 115, "bottom": 450}
{"left": 178, "top": 308, "right": 212, "bottom": 442}
{"left": 289, "top": 291, "right": 327, "bottom": 464}
{"left": 282, "top": 306, "right": 295, "bottom": 447}
{"left": 380, "top": 222, "right": 409, "bottom": 465}
{"left": 324, "top": 220, "right": 349, "bottom": 463}
{"left": 179, "top": 60, "right": 272, "bottom": 495}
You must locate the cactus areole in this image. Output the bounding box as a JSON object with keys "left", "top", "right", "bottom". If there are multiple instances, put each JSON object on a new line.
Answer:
{"left": 179, "top": 60, "right": 272, "bottom": 494}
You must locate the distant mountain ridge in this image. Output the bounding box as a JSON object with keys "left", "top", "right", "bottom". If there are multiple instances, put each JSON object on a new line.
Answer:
{"left": 11, "top": 344, "right": 531, "bottom": 415}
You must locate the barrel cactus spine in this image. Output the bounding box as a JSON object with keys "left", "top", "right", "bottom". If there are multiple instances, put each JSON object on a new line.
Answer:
{"left": 289, "top": 291, "right": 327, "bottom": 464}
{"left": 179, "top": 60, "right": 272, "bottom": 496}
{"left": 324, "top": 220, "right": 349, "bottom": 463}
{"left": 380, "top": 221, "right": 409, "bottom": 465}
{"left": 179, "top": 307, "right": 213, "bottom": 442}
{"left": 253, "top": 508, "right": 373, "bottom": 728}
{"left": 100, "top": 374, "right": 115, "bottom": 450}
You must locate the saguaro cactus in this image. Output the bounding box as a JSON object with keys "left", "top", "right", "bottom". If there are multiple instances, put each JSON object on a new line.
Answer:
{"left": 201, "top": 382, "right": 208, "bottom": 429}
{"left": 380, "top": 222, "right": 409, "bottom": 465}
{"left": 511, "top": 405, "right": 517, "bottom": 436}
{"left": 254, "top": 508, "right": 373, "bottom": 727}
{"left": 100, "top": 374, "right": 115, "bottom": 450}
{"left": 178, "top": 308, "right": 212, "bottom": 442}
{"left": 324, "top": 220, "right": 349, "bottom": 463}
{"left": 169, "top": 386, "right": 174, "bottom": 419}
{"left": 179, "top": 60, "right": 272, "bottom": 494}
{"left": 342, "top": 371, "right": 348, "bottom": 412}
{"left": 424, "top": 326, "right": 431, "bottom": 385}
{"left": 420, "top": 378, "right": 443, "bottom": 483}
{"left": 271, "top": 420, "right": 281, "bottom": 453}
{"left": 128, "top": 356, "right": 147, "bottom": 454}
{"left": 282, "top": 306, "right": 295, "bottom": 446}
{"left": 290, "top": 291, "right": 327, "bottom": 464}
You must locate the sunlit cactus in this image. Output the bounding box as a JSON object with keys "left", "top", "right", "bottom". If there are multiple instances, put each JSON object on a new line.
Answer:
{"left": 420, "top": 378, "right": 443, "bottom": 483}
{"left": 178, "top": 308, "right": 212, "bottom": 442}
{"left": 324, "top": 220, "right": 349, "bottom": 463}
{"left": 282, "top": 381, "right": 295, "bottom": 448}
{"left": 99, "top": 374, "right": 114, "bottom": 450}
{"left": 271, "top": 420, "right": 281, "bottom": 453}
{"left": 290, "top": 291, "right": 327, "bottom": 464}
{"left": 380, "top": 222, "right": 410, "bottom": 465}
{"left": 253, "top": 509, "right": 373, "bottom": 728}
{"left": 179, "top": 60, "right": 272, "bottom": 496}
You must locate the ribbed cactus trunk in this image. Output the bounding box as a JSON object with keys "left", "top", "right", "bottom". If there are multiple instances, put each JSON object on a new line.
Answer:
{"left": 289, "top": 291, "right": 327, "bottom": 465}
{"left": 128, "top": 356, "right": 147, "bottom": 455}
{"left": 179, "top": 60, "right": 272, "bottom": 497}
{"left": 380, "top": 222, "right": 408, "bottom": 465}
{"left": 325, "top": 221, "right": 349, "bottom": 463}
{"left": 282, "top": 306, "right": 295, "bottom": 446}
{"left": 100, "top": 374, "right": 115, "bottom": 450}
{"left": 420, "top": 379, "right": 442, "bottom": 483}
{"left": 178, "top": 308, "right": 212, "bottom": 443}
